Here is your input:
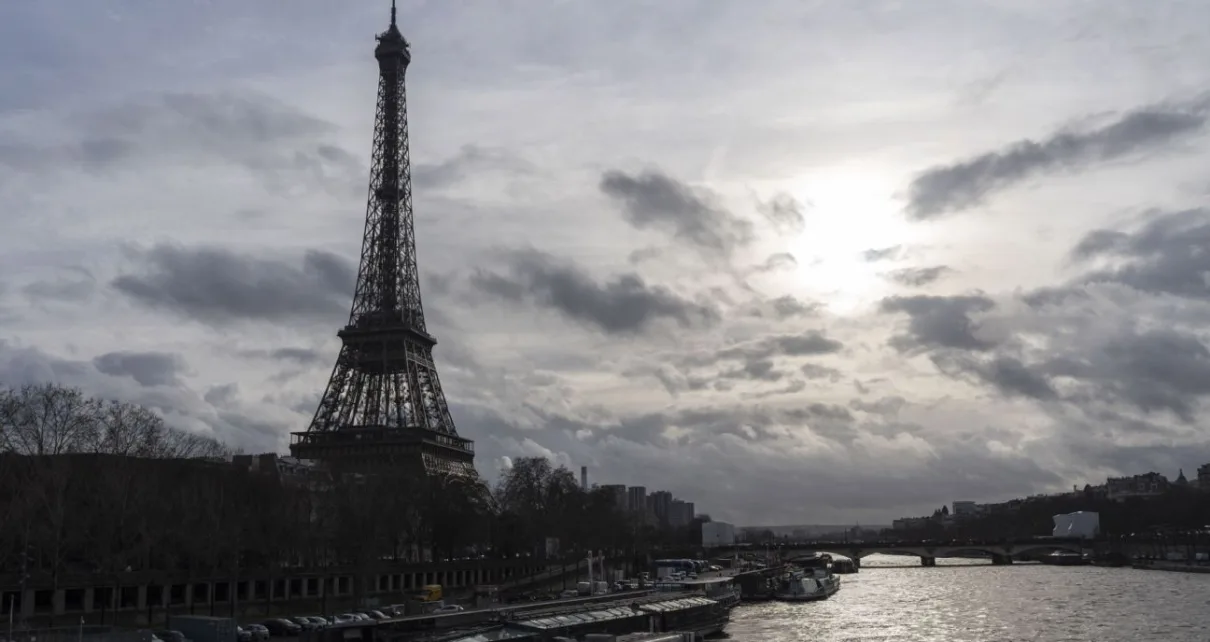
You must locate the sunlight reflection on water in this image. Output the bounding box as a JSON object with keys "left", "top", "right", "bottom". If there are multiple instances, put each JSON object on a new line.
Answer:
{"left": 723, "top": 555, "right": 1210, "bottom": 642}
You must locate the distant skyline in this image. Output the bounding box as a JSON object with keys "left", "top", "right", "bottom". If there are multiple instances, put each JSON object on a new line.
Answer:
{"left": 3, "top": 1, "right": 1210, "bottom": 524}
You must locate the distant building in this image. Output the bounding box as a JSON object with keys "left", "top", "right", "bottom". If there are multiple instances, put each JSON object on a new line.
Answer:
{"left": 601, "top": 484, "right": 627, "bottom": 511}
{"left": 232, "top": 453, "right": 327, "bottom": 490}
{"left": 1106, "top": 472, "right": 1169, "bottom": 501}
{"left": 702, "top": 522, "right": 736, "bottom": 548}
{"left": 580, "top": 466, "right": 588, "bottom": 491}
{"left": 649, "top": 491, "right": 673, "bottom": 525}
{"left": 892, "top": 517, "right": 930, "bottom": 531}
{"left": 952, "top": 501, "right": 976, "bottom": 517}
{"left": 627, "top": 486, "right": 647, "bottom": 514}
{"left": 1198, "top": 464, "right": 1210, "bottom": 489}
{"left": 1175, "top": 469, "right": 1189, "bottom": 487}
{"left": 669, "top": 500, "right": 695, "bottom": 527}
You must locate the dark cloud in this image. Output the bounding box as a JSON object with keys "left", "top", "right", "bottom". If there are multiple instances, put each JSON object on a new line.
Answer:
{"left": 204, "top": 383, "right": 240, "bottom": 407}
{"left": 940, "top": 323, "right": 1210, "bottom": 425}
{"left": 756, "top": 193, "right": 808, "bottom": 234}
{"left": 934, "top": 353, "right": 1058, "bottom": 401}
{"left": 239, "top": 347, "right": 325, "bottom": 366}
{"left": 112, "top": 243, "right": 355, "bottom": 326}
{"left": 468, "top": 248, "right": 719, "bottom": 335}
{"left": 791, "top": 402, "right": 853, "bottom": 423}
{"left": 906, "top": 99, "right": 1209, "bottom": 219}
{"left": 800, "top": 363, "right": 843, "bottom": 382}
{"left": 1049, "top": 328, "right": 1210, "bottom": 422}
{"left": 599, "top": 169, "right": 754, "bottom": 257}
{"left": 862, "top": 246, "right": 901, "bottom": 262}
{"left": 1020, "top": 285, "right": 1089, "bottom": 309}
{"left": 92, "top": 351, "right": 187, "bottom": 387}
{"left": 769, "top": 295, "right": 818, "bottom": 319}
{"left": 717, "top": 331, "right": 844, "bottom": 362}
{"left": 628, "top": 247, "right": 664, "bottom": 265}
{"left": 885, "top": 265, "right": 952, "bottom": 287}
{"left": 849, "top": 396, "right": 906, "bottom": 416}
{"left": 746, "top": 294, "right": 820, "bottom": 320}
{"left": 1073, "top": 209, "right": 1210, "bottom": 301}
{"left": 880, "top": 294, "right": 997, "bottom": 352}
{"left": 412, "top": 144, "right": 533, "bottom": 191}
{"left": 721, "top": 359, "right": 784, "bottom": 382}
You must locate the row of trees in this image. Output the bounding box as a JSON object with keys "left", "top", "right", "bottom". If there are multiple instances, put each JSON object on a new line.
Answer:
{"left": 0, "top": 384, "right": 702, "bottom": 587}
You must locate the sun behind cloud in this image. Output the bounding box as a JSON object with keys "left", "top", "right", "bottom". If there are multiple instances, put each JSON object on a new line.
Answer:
{"left": 783, "top": 163, "right": 932, "bottom": 314}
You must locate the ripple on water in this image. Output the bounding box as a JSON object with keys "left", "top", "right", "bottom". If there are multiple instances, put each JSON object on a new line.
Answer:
{"left": 723, "top": 556, "right": 1210, "bottom": 642}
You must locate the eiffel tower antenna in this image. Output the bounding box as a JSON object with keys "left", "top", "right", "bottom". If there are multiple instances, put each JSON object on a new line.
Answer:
{"left": 290, "top": 4, "right": 475, "bottom": 478}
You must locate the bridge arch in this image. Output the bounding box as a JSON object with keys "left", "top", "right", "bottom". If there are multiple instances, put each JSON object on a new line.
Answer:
{"left": 1009, "top": 543, "right": 1084, "bottom": 556}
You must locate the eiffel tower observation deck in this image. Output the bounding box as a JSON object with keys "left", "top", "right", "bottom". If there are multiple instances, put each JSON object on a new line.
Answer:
{"left": 290, "top": 3, "right": 475, "bottom": 478}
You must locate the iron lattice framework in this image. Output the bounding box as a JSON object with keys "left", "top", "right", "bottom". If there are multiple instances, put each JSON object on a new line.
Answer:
{"left": 290, "top": 4, "right": 475, "bottom": 478}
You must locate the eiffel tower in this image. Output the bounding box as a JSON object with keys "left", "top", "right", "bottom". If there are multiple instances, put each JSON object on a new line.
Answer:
{"left": 290, "top": 2, "right": 475, "bottom": 478}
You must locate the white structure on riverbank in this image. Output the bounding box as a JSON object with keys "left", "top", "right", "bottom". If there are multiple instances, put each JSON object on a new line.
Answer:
{"left": 1052, "top": 511, "right": 1100, "bottom": 539}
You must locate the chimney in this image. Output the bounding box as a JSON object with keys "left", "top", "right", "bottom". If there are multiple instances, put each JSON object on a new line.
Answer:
{"left": 581, "top": 466, "right": 588, "bottom": 491}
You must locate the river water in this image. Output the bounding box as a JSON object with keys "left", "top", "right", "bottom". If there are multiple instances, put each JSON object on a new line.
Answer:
{"left": 723, "top": 554, "right": 1210, "bottom": 641}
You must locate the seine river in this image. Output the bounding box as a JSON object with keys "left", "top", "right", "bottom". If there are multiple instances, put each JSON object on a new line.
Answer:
{"left": 723, "top": 554, "right": 1210, "bottom": 641}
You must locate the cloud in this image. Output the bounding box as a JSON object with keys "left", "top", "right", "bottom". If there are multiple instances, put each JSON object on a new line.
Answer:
{"left": 884, "top": 265, "right": 952, "bottom": 287}
{"left": 756, "top": 193, "right": 808, "bottom": 234}
{"left": 863, "top": 246, "right": 902, "bottom": 262}
{"left": 239, "top": 347, "right": 326, "bottom": 366}
{"left": 800, "top": 363, "right": 843, "bottom": 382}
{"left": 599, "top": 169, "right": 754, "bottom": 258}
{"left": 92, "top": 351, "right": 188, "bottom": 388}
{"left": 468, "top": 248, "right": 719, "bottom": 335}
{"left": 880, "top": 294, "right": 997, "bottom": 352}
{"left": 0, "top": 92, "right": 360, "bottom": 196}
{"left": 716, "top": 331, "right": 844, "bottom": 362}
{"left": 1073, "top": 208, "right": 1210, "bottom": 301}
{"left": 412, "top": 144, "right": 534, "bottom": 190}
{"left": 7, "top": 1, "right": 1210, "bottom": 526}
{"left": 0, "top": 342, "right": 296, "bottom": 451}
{"left": 112, "top": 243, "right": 356, "bottom": 326}
{"left": 933, "top": 353, "right": 1059, "bottom": 401}
{"left": 906, "top": 99, "right": 1210, "bottom": 219}
{"left": 21, "top": 268, "right": 97, "bottom": 303}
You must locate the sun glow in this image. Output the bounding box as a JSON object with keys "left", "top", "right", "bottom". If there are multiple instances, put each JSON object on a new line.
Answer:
{"left": 777, "top": 164, "right": 927, "bottom": 315}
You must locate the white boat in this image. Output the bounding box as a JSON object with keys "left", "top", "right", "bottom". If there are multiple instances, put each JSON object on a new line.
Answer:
{"left": 773, "top": 567, "right": 840, "bottom": 602}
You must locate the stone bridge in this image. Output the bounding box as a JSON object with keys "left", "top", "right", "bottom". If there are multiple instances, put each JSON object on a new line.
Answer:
{"left": 714, "top": 538, "right": 1089, "bottom": 568}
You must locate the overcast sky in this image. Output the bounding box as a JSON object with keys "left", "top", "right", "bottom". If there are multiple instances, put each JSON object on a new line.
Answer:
{"left": 3, "top": 0, "right": 1210, "bottom": 526}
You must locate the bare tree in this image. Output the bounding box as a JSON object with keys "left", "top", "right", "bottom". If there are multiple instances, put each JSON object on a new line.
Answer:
{"left": 0, "top": 384, "right": 101, "bottom": 455}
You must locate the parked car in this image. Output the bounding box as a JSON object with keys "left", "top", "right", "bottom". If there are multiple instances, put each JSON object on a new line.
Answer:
{"left": 235, "top": 626, "right": 253, "bottom": 642}
{"left": 302, "top": 616, "right": 329, "bottom": 628}
{"left": 245, "top": 624, "right": 269, "bottom": 641}
{"left": 334, "top": 614, "right": 360, "bottom": 624}
{"left": 155, "top": 631, "right": 191, "bottom": 642}
{"left": 432, "top": 605, "right": 464, "bottom": 614}
{"left": 262, "top": 619, "right": 301, "bottom": 636}
{"left": 287, "top": 617, "right": 317, "bottom": 631}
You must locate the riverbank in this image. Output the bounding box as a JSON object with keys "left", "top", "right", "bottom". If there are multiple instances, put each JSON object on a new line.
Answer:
{"left": 1132, "top": 561, "right": 1210, "bottom": 574}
